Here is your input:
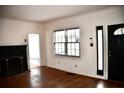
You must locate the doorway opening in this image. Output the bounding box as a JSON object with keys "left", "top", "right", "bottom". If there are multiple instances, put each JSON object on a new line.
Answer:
{"left": 28, "top": 33, "right": 41, "bottom": 69}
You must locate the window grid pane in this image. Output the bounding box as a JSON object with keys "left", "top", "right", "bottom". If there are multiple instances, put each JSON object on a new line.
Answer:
{"left": 67, "top": 28, "right": 80, "bottom": 56}
{"left": 67, "top": 43, "right": 80, "bottom": 56}
{"left": 55, "top": 43, "right": 65, "bottom": 55}
{"left": 55, "top": 31, "right": 66, "bottom": 42}
{"left": 54, "top": 28, "right": 80, "bottom": 57}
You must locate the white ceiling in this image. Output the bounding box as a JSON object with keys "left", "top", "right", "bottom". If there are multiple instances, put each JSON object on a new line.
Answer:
{"left": 0, "top": 5, "right": 112, "bottom": 23}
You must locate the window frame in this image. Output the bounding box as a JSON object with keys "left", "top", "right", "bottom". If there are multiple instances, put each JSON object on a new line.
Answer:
{"left": 53, "top": 29, "right": 66, "bottom": 55}
{"left": 54, "top": 27, "right": 80, "bottom": 57}
{"left": 96, "top": 26, "right": 104, "bottom": 76}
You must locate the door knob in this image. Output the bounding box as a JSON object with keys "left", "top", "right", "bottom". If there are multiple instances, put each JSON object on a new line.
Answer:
{"left": 109, "top": 51, "right": 111, "bottom": 53}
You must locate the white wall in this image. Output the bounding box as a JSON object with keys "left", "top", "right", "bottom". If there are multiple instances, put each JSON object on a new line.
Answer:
{"left": 0, "top": 6, "right": 124, "bottom": 80}
{"left": 0, "top": 18, "right": 47, "bottom": 66}
{"left": 44, "top": 6, "right": 124, "bottom": 79}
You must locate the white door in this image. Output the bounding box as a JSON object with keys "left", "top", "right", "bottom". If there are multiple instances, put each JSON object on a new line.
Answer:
{"left": 28, "top": 33, "right": 41, "bottom": 69}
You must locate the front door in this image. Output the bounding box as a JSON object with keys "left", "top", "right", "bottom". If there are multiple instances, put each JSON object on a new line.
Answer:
{"left": 108, "top": 23, "right": 124, "bottom": 82}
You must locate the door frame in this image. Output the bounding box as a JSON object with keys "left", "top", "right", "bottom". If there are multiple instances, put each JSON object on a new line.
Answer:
{"left": 27, "top": 33, "right": 41, "bottom": 70}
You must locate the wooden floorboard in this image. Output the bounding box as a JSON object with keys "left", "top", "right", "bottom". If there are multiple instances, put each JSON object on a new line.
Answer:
{"left": 0, "top": 66, "right": 124, "bottom": 88}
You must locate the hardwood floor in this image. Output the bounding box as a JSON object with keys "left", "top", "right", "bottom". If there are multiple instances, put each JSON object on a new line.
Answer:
{"left": 0, "top": 66, "right": 124, "bottom": 88}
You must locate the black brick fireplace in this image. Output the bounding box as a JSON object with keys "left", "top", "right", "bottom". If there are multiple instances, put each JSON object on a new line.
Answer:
{"left": 0, "top": 45, "right": 28, "bottom": 77}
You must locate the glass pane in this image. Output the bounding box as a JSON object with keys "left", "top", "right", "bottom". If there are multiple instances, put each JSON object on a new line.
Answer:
{"left": 61, "top": 37, "right": 63, "bottom": 42}
{"left": 62, "top": 43, "right": 65, "bottom": 49}
{"left": 98, "top": 30, "right": 103, "bottom": 70}
{"left": 57, "top": 44, "right": 59, "bottom": 54}
{"left": 55, "top": 32, "right": 58, "bottom": 42}
{"left": 55, "top": 43, "right": 65, "bottom": 55}
{"left": 67, "top": 43, "right": 71, "bottom": 50}
{"left": 59, "top": 33, "right": 62, "bottom": 42}
{"left": 57, "top": 32, "right": 60, "bottom": 42}
{"left": 76, "top": 50, "right": 79, "bottom": 56}
{"left": 62, "top": 43, "right": 65, "bottom": 55}
{"left": 67, "top": 28, "right": 80, "bottom": 43}
{"left": 114, "top": 28, "right": 124, "bottom": 35}
{"left": 55, "top": 43, "right": 58, "bottom": 54}
{"left": 61, "top": 31, "right": 65, "bottom": 42}
{"left": 54, "top": 30, "right": 66, "bottom": 42}
{"left": 67, "top": 43, "right": 80, "bottom": 56}
{"left": 72, "top": 43, "right": 76, "bottom": 50}
{"left": 60, "top": 43, "right": 62, "bottom": 53}
{"left": 67, "top": 43, "right": 71, "bottom": 55}
{"left": 67, "top": 30, "right": 72, "bottom": 42}
{"left": 76, "top": 29, "right": 80, "bottom": 42}
{"left": 72, "top": 36, "right": 75, "bottom": 42}
{"left": 76, "top": 43, "right": 79, "bottom": 49}
{"left": 71, "top": 50, "right": 75, "bottom": 56}
{"left": 61, "top": 49, "right": 65, "bottom": 54}
{"left": 56, "top": 43, "right": 58, "bottom": 54}
{"left": 69, "top": 29, "right": 75, "bottom": 42}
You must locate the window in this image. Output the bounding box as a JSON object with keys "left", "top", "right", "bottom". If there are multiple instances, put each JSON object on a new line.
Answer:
{"left": 114, "top": 28, "right": 124, "bottom": 35}
{"left": 96, "top": 26, "right": 104, "bottom": 76}
{"left": 54, "top": 30, "right": 66, "bottom": 55}
{"left": 54, "top": 28, "right": 80, "bottom": 57}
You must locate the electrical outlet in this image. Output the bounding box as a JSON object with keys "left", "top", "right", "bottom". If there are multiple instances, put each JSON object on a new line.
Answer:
{"left": 75, "top": 64, "right": 77, "bottom": 67}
